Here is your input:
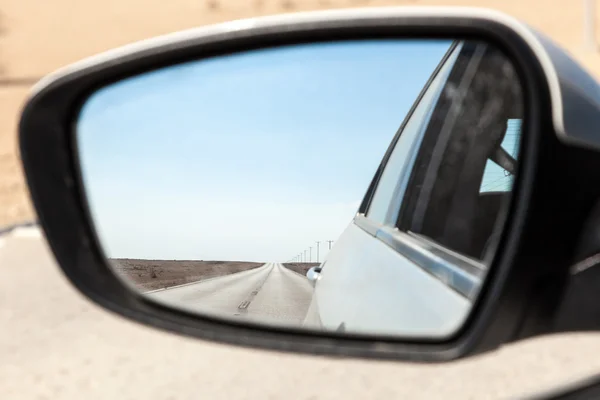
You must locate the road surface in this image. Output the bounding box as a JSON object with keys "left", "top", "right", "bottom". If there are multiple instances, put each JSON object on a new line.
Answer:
{"left": 146, "top": 262, "right": 313, "bottom": 326}
{"left": 4, "top": 226, "right": 600, "bottom": 399}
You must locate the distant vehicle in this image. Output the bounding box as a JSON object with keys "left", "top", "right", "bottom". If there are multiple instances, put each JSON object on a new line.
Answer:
{"left": 303, "top": 39, "right": 523, "bottom": 337}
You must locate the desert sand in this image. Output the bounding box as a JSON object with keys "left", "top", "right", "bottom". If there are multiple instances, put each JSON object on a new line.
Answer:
{"left": 1, "top": 0, "right": 599, "bottom": 226}
{"left": 110, "top": 259, "right": 321, "bottom": 291}
{"left": 109, "top": 259, "right": 265, "bottom": 291}
{"left": 282, "top": 262, "right": 321, "bottom": 276}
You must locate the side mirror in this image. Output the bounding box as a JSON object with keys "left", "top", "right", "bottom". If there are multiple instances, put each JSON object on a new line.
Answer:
{"left": 19, "top": 6, "right": 600, "bottom": 363}
{"left": 306, "top": 267, "right": 322, "bottom": 286}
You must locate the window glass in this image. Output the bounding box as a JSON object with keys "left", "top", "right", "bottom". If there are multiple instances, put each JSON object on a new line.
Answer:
{"left": 366, "top": 43, "right": 461, "bottom": 224}
{"left": 397, "top": 42, "right": 524, "bottom": 260}
{"left": 479, "top": 119, "right": 522, "bottom": 193}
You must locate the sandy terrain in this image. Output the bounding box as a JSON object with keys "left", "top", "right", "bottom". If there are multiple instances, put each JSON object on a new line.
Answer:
{"left": 2, "top": 0, "right": 600, "bottom": 227}
{"left": 110, "top": 258, "right": 264, "bottom": 291}
{"left": 282, "top": 262, "right": 320, "bottom": 276}
{"left": 8, "top": 228, "right": 600, "bottom": 399}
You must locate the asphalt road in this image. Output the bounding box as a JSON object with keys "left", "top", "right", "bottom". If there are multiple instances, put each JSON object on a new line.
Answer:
{"left": 4, "top": 226, "right": 600, "bottom": 399}
{"left": 147, "top": 262, "right": 313, "bottom": 326}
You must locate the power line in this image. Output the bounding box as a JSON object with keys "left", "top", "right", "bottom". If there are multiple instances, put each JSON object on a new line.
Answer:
{"left": 315, "top": 241, "right": 320, "bottom": 263}
{"left": 291, "top": 240, "right": 335, "bottom": 264}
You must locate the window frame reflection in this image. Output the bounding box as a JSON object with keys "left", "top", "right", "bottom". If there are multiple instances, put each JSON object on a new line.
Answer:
{"left": 355, "top": 39, "right": 524, "bottom": 301}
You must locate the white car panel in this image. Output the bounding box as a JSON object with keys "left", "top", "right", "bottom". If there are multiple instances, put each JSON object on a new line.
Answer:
{"left": 305, "top": 221, "right": 470, "bottom": 337}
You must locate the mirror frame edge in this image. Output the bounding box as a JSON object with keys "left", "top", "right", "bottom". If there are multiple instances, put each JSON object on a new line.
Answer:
{"left": 18, "top": 8, "right": 552, "bottom": 362}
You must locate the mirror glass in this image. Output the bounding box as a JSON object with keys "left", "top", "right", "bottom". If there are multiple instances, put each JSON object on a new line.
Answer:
{"left": 76, "top": 38, "right": 524, "bottom": 339}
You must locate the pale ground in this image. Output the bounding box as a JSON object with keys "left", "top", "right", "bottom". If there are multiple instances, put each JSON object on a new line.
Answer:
{"left": 4, "top": 2, "right": 600, "bottom": 399}
{"left": 2, "top": 228, "right": 600, "bottom": 399}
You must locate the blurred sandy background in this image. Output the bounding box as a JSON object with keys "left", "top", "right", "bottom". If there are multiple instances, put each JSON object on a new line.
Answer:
{"left": 1, "top": 0, "right": 598, "bottom": 226}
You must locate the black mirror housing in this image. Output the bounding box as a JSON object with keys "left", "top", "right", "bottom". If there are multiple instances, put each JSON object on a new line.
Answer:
{"left": 18, "top": 6, "right": 600, "bottom": 362}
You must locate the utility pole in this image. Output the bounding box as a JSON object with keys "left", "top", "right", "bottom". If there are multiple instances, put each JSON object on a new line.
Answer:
{"left": 327, "top": 240, "right": 334, "bottom": 250}
{"left": 309, "top": 247, "right": 313, "bottom": 262}
{"left": 304, "top": 249, "right": 307, "bottom": 262}
{"left": 584, "top": 0, "right": 597, "bottom": 51}
{"left": 315, "top": 241, "right": 320, "bottom": 262}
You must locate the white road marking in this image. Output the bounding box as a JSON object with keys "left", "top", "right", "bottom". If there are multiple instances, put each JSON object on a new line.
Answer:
{"left": 0, "top": 225, "right": 41, "bottom": 251}
{"left": 237, "top": 264, "right": 273, "bottom": 310}
{"left": 11, "top": 226, "right": 43, "bottom": 238}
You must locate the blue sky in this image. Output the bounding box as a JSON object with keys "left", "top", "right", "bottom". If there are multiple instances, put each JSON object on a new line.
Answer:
{"left": 77, "top": 39, "right": 454, "bottom": 261}
{"left": 479, "top": 119, "right": 522, "bottom": 193}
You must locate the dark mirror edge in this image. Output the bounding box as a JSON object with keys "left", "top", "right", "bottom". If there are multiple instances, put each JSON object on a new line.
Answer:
{"left": 18, "top": 11, "right": 558, "bottom": 362}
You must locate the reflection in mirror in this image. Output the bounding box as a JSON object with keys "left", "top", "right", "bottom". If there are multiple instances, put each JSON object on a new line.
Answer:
{"left": 76, "top": 38, "right": 524, "bottom": 339}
